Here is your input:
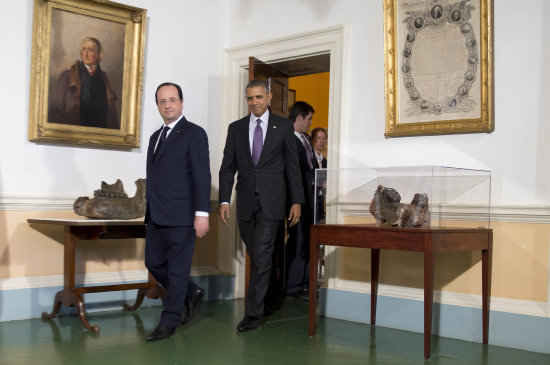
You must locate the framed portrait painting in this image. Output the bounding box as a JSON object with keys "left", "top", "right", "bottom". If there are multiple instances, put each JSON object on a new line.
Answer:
{"left": 383, "top": 0, "right": 494, "bottom": 137}
{"left": 28, "top": 0, "right": 146, "bottom": 148}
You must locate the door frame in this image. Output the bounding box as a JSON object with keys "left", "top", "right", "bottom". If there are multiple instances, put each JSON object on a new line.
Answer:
{"left": 220, "top": 25, "right": 347, "bottom": 299}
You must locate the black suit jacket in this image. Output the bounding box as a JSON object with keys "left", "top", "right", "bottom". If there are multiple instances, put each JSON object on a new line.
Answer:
{"left": 288, "top": 134, "right": 315, "bottom": 219}
{"left": 315, "top": 156, "right": 327, "bottom": 169}
{"left": 219, "top": 113, "right": 304, "bottom": 221}
{"left": 145, "top": 116, "right": 211, "bottom": 226}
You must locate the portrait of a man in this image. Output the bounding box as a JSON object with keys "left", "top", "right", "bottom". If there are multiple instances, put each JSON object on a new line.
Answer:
{"left": 47, "top": 9, "right": 124, "bottom": 130}
{"left": 48, "top": 37, "right": 119, "bottom": 129}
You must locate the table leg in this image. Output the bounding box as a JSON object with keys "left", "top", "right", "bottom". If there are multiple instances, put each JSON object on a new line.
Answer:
{"left": 62, "top": 227, "right": 76, "bottom": 306}
{"left": 424, "top": 237, "right": 435, "bottom": 359}
{"left": 42, "top": 228, "right": 77, "bottom": 320}
{"left": 124, "top": 288, "right": 148, "bottom": 311}
{"left": 70, "top": 291, "right": 99, "bottom": 333}
{"left": 124, "top": 273, "right": 165, "bottom": 311}
{"left": 42, "top": 290, "right": 63, "bottom": 319}
{"left": 482, "top": 231, "right": 493, "bottom": 344}
{"left": 371, "top": 249, "right": 380, "bottom": 325}
{"left": 49, "top": 227, "right": 99, "bottom": 333}
{"left": 309, "top": 229, "right": 319, "bottom": 336}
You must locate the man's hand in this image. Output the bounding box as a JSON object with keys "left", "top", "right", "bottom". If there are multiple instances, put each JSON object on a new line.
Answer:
{"left": 288, "top": 204, "right": 301, "bottom": 227}
{"left": 194, "top": 216, "right": 209, "bottom": 237}
{"left": 219, "top": 204, "right": 230, "bottom": 226}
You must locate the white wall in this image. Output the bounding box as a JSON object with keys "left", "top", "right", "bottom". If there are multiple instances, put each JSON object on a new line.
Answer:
{"left": 0, "top": 0, "right": 227, "bottom": 199}
{"left": 224, "top": 0, "right": 550, "bottom": 206}
{"left": 1, "top": 0, "right": 549, "bottom": 205}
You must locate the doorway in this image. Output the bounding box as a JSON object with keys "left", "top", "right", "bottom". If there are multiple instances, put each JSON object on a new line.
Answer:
{"left": 270, "top": 54, "right": 330, "bottom": 135}
{"left": 220, "top": 26, "right": 345, "bottom": 299}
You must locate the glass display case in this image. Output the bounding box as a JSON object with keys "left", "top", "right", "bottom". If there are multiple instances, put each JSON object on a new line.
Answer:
{"left": 314, "top": 166, "right": 491, "bottom": 228}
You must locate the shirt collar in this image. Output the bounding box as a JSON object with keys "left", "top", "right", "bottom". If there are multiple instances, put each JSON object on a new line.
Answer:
{"left": 249, "top": 110, "right": 269, "bottom": 127}
{"left": 161, "top": 114, "right": 184, "bottom": 131}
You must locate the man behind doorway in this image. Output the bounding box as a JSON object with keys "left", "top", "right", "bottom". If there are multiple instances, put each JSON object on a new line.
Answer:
{"left": 285, "top": 101, "right": 315, "bottom": 301}
{"left": 219, "top": 79, "right": 304, "bottom": 332}
{"left": 144, "top": 82, "right": 210, "bottom": 341}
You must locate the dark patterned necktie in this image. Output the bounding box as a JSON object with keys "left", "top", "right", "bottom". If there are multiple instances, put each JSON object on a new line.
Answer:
{"left": 154, "top": 126, "right": 169, "bottom": 160}
{"left": 252, "top": 119, "right": 263, "bottom": 165}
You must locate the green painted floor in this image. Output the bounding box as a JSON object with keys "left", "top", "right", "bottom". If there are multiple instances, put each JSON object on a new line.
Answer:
{"left": 0, "top": 299, "right": 549, "bottom": 364}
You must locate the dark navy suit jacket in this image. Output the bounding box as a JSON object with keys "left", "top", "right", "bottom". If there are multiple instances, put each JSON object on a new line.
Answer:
{"left": 145, "top": 116, "right": 211, "bottom": 226}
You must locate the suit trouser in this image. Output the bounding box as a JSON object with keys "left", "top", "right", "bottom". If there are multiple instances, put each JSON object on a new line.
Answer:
{"left": 145, "top": 222, "right": 199, "bottom": 329}
{"left": 238, "top": 194, "right": 280, "bottom": 319}
{"left": 284, "top": 217, "right": 311, "bottom": 295}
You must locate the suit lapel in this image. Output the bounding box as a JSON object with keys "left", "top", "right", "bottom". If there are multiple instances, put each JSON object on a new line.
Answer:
{"left": 238, "top": 115, "right": 255, "bottom": 166}
{"left": 258, "top": 114, "right": 280, "bottom": 165}
{"left": 149, "top": 126, "right": 163, "bottom": 165}
{"left": 154, "top": 117, "right": 187, "bottom": 163}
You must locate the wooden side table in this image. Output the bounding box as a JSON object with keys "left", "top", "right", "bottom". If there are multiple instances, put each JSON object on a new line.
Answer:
{"left": 28, "top": 218, "right": 164, "bottom": 333}
{"left": 308, "top": 224, "right": 492, "bottom": 359}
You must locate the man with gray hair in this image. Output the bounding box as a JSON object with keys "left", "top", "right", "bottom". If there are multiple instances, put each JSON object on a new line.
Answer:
{"left": 48, "top": 37, "right": 119, "bottom": 129}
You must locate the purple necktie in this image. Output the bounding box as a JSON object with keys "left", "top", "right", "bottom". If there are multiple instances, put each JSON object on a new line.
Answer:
{"left": 301, "top": 134, "right": 313, "bottom": 169}
{"left": 252, "top": 119, "right": 263, "bottom": 165}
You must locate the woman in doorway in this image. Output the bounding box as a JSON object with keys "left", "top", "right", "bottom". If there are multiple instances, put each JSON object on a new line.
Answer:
{"left": 311, "top": 127, "right": 327, "bottom": 169}
{"left": 310, "top": 127, "right": 327, "bottom": 224}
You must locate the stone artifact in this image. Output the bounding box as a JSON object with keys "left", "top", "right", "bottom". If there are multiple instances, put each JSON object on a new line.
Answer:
{"left": 94, "top": 179, "right": 128, "bottom": 198}
{"left": 368, "top": 185, "right": 430, "bottom": 227}
{"left": 73, "top": 179, "right": 146, "bottom": 219}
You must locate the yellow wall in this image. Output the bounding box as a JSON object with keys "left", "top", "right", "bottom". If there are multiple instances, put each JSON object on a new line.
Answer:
{"left": 339, "top": 217, "right": 549, "bottom": 302}
{"left": 289, "top": 72, "right": 329, "bottom": 132}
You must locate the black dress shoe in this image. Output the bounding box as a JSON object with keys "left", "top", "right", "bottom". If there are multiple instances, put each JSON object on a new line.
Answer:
{"left": 236, "top": 316, "right": 260, "bottom": 332}
{"left": 181, "top": 287, "right": 205, "bottom": 325}
{"left": 290, "top": 288, "right": 310, "bottom": 301}
{"left": 146, "top": 324, "right": 174, "bottom": 341}
{"left": 263, "top": 296, "right": 283, "bottom": 316}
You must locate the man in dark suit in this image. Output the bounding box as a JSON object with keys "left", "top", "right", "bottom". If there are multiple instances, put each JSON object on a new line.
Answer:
{"left": 285, "top": 101, "right": 316, "bottom": 301}
{"left": 144, "top": 82, "right": 211, "bottom": 341}
{"left": 219, "top": 79, "right": 304, "bottom": 332}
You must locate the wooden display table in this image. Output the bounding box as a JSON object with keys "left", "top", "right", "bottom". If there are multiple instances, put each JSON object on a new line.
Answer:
{"left": 28, "top": 218, "right": 164, "bottom": 333}
{"left": 308, "top": 224, "right": 492, "bottom": 359}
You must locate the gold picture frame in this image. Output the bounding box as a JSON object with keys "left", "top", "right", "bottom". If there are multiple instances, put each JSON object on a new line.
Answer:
{"left": 28, "top": 0, "right": 146, "bottom": 148}
{"left": 384, "top": 0, "right": 493, "bottom": 137}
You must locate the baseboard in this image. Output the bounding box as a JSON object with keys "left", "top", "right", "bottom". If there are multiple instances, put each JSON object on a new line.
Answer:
{"left": 320, "top": 288, "right": 550, "bottom": 354}
{"left": 334, "top": 279, "right": 549, "bottom": 318}
{"left": 0, "top": 267, "right": 224, "bottom": 290}
{"left": 0, "top": 267, "right": 234, "bottom": 322}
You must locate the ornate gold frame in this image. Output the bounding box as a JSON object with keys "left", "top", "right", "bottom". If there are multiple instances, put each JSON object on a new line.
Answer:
{"left": 384, "top": 0, "right": 493, "bottom": 137}
{"left": 28, "top": 0, "right": 146, "bottom": 148}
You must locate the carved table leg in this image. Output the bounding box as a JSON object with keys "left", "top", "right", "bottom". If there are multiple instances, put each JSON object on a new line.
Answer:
{"left": 147, "top": 283, "right": 165, "bottom": 303}
{"left": 124, "top": 288, "right": 148, "bottom": 311}
{"left": 69, "top": 291, "right": 99, "bottom": 333}
{"left": 124, "top": 274, "right": 165, "bottom": 311}
{"left": 42, "top": 290, "right": 64, "bottom": 319}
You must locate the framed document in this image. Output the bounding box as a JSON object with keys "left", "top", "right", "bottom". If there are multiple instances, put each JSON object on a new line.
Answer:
{"left": 384, "top": 0, "right": 494, "bottom": 137}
